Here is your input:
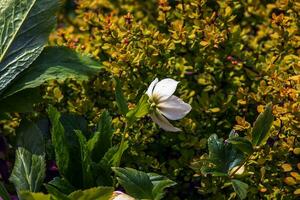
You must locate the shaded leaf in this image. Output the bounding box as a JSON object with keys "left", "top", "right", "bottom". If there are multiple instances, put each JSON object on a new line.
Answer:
{"left": 231, "top": 179, "right": 248, "bottom": 200}
{"left": 9, "top": 148, "right": 45, "bottom": 193}
{"left": 252, "top": 103, "right": 274, "bottom": 146}
{"left": 227, "top": 137, "right": 253, "bottom": 155}
{"left": 126, "top": 94, "right": 149, "bottom": 125}
{"left": 0, "top": 0, "right": 59, "bottom": 93}
{"left": 88, "top": 111, "right": 113, "bottom": 163}
{"left": 0, "top": 182, "right": 10, "bottom": 200}
{"left": 46, "top": 177, "right": 75, "bottom": 196}
{"left": 114, "top": 78, "right": 128, "bottom": 115}
{"left": 148, "top": 173, "right": 176, "bottom": 200}
{"left": 112, "top": 167, "right": 154, "bottom": 199}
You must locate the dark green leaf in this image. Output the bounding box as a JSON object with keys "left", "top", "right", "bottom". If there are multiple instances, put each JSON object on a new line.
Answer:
{"left": 9, "top": 148, "right": 45, "bottom": 193}
{"left": 148, "top": 173, "right": 176, "bottom": 200}
{"left": 251, "top": 103, "right": 274, "bottom": 146}
{"left": 47, "top": 106, "right": 70, "bottom": 180}
{"left": 0, "top": 0, "right": 59, "bottom": 93}
{"left": 227, "top": 137, "right": 253, "bottom": 155}
{"left": 201, "top": 134, "right": 244, "bottom": 176}
{"left": 114, "top": 78, "right": 128, "bottom": 115}
{"left": 67, "top": 187, "right": 113, "bottom": 200}
{"left": 2, "top": 46, "right": 102, "bottom": 98}
{"left": 16, "top": 119, "right": 44, "bottom": 155}
{"left": 88, "top": 111, "right": 113, "bottom": 162}
{"left": 44, "top": 184, "right": 70, "bottom": 200}
{"left": 46, "top": 177, "right": 75, "bottom": 195}
{"left": 126, "top": 94, "right": 149, "bottom": 125}
{"left": 75, "top": 130, "right": 94, "bottom": 188}
{"left": 0, "top": 182, "right": 10, "bottom": 200}
{"left": 112, "top": 167, "right": 154, "bottom": 199}
{"left": 231, "top": 179, "right": 249, "bottom": 200}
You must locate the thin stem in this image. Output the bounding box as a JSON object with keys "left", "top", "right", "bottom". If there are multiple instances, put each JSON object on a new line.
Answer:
{"left": 229, "top": 154, "right": 252, "bottom": 178}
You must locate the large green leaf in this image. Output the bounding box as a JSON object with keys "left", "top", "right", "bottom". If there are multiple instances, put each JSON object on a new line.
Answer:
{"left": 112, "top": 167, "right": 154, "bottom": 199}
{"left": 46, "top": 177, "right": 75, "bottom": 196}
{"left": 88, "top": 111, "right": 113, "bottom": 163}
{"left": 67, "top": 187, "right": 113, "bottom": 200}
{"left": 148, "top": 173, "right": 176, "bottom": 200}
{"left": 251, "top": 103, "right": 274, "bottom": 146}
{"left": 2, "top": 46, "right": 102, "bottom": 98}
{"left": 201, "top": 134, "right": 244, "bottom": 176}
{"left": 16, "top": 119, "right": 44, "bottom": 155}
{"left": 0, "top": 182, "right": 10, "bottom": 200}
{"left": 9, "top": 148, "right": 45, "bottom": 193}
{"left": 126, "top": 94, "right": 149, "bottom": 125}
{"left": 226, "top": 137, "right": 253, "bottom": 155}
{"left": 231, "top": 179, "right": 249, "bottom": 200}
{"left": 0, "top": 0, "right": 59, "bottom": 93}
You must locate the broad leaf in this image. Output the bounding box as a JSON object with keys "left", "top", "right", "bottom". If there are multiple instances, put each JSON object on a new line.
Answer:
{"left": 16, "top": 119, "right": 44, "bottom": 155}
{"left": 231, "top": 179, "right": 248, "bottom": 200}
{"left": 0, "top": 182, "right": 10, "bottom": 200}
{"left": 227, "top": 137, "right": 253, "bottom": 155}
{"left": 112, "top": 167, "right": 154, "bottom": 199}
{"left": 114, "top": 78, "right": 128, "bottom": 115}
{"left": 126, "top": 94, "right": 149, "bottom": 125}
{"left": 9, "top": 148, "right": 45, "bottom": 193}
{"left": 201, "top": 134, "right": 244, "bottom": 175}
{"left": 46, "top": 177, "right": 75, "bottom": 196}
{"left": 88, "top": 111, "right": 113, "bottom": 162}
{"left": 67, "top": 187, "right": 113, "bottom": 200}
{"left": 148, "top": 173, "right": 176, "bottom": 200}
{"left": 44, "top": 184, "right": 70, "bottom": 200}
{"left": 0, "top": 0, "right": 59, "bottom": 93}
{"left": 2, "top": 46, "right": 102, "bottom": 98}
{"left": 19, "top": 191, "right": 51, "bottom": 200}
{"left": 251, "top": 103, "right": 274, "bottom": 146}
{"left": 75, "top": 130, "right": 94, "bottom": 188}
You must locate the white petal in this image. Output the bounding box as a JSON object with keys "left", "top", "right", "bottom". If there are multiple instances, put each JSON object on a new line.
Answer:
{"left": 146, "top": 78, "right": 158, "bottom": 97}
{"left": 157, "top": 95, "right": 191, "bottom": 120}
{"left": 150, "top": 111, "right": 181, "bottom": 132}
{"left": 111, "top": 191, "right": 135, "bottom": 200}
{"left": 152, "top": 78, "right": 179, "bottom": 101}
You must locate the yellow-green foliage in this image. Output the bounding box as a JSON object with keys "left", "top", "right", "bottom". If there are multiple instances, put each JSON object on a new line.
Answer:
{"left": 46, "top": 0, "right": 299, "bottom": 199}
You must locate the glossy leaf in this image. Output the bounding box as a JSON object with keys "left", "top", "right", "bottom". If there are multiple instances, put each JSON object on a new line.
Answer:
{"left": 251, "top": 103, "right": 274, "bottom": 146}
{"left": 0, "top": 0, "right": 59, "bottom": 93}
{"left": 227, "top": 137, "right": 253, "bottom": 155}
{"left": 201, "top": 134, "right": 244, "bottom": 175}
{"left": 9, "top": 148, "right": 45, "bottom": 193}
{"left": 231, "top": 179, "right": 248, "bottom": 200}
{"left": 112, "top": 167, "right": 154, "bottom": 199}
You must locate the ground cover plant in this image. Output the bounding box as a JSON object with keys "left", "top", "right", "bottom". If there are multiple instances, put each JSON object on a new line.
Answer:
{"left": 0, "top": 0, "right": 299, "bottom": 199}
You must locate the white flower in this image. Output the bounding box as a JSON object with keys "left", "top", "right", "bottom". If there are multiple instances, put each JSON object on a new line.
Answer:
{"left": 146, "top": 78, "right": 192, "bottom": 132}
{"left": 110, "top": 191, "right": 135, "bottom": 200}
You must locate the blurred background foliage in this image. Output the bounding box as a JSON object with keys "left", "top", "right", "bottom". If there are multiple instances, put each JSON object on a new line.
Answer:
{"left": 1, "top": 0, "right": 300, "bottom": 199}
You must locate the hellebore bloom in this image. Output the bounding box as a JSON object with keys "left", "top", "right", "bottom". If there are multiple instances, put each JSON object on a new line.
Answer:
{"left": 146, "top": 78, "right": 191, "bottom": 132}
{"left": 110, "top": 191, "right": 134, "bottom": 200}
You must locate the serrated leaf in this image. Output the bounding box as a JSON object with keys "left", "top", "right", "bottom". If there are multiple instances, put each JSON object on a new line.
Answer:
{"left": 231, "top": 179, "right": 248, "bottom": 200}
{"left": 16, "top": 119, "right": 44, "bottom": 155}
{"left": 148, "top": 173, "right": 176, "bottom": 200}
{"left": 0, "top": 0, "right": 59, "bottom": 93}
{"left": 251, "top": 103, "right": 274, "bottom": 146}
{"left": 75, "top": 130, "right": 94, "bottom": 188}
{"left": 47, "top": 106, "right": 70, "bottom": 181}
{"left": 88, "top": 111, "right": 113, "bottom": 163}
{"left": 227, "top": 137, "right": 253, "bottom": 155}
{"left": 19, "top": 191, "right": 51, "bottom": 200}
{"left": 9, "top": 148, "right": 45, "bottom": 193}
{"left": 112, "top": 167, "right": 154, "bottom": 199}
{"left": 0, "top": 182, "right": 10, "bottom": 200}
{"left": 114, "top": 77, "right": 128, "bottom": 115}
{"left": 201, "top": 134, "right": 244, "bottom": 175}
{"left": 67, "top": 187, "right": 113, "bottom": 200}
